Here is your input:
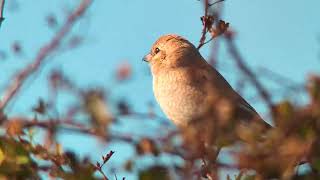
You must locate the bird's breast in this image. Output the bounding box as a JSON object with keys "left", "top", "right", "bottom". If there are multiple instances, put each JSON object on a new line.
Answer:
{"left": 153, "top": 71, "right": 207, "bottom": 126}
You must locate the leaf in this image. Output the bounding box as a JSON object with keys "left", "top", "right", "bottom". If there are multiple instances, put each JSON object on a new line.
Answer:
{"left": 124, "top": 159, "right": 134, "bottom": 172}
{"left": 68, "top": 36, "right": 83, "bottom": 49}
{"left": 311, "top": 158, "right": 320, "bottom": 172}
{"left": 6, "top": 119, "right": 24, "bottom": 136}
{"left": 46, "top": 14, "right": 58, "bottom": 28}
{"left": 83, "top": 90, "right": 113, "bottom": 136}
{"left": 32, "top": 98, "right": 47, "bottom": 115}
{"left": 235, "top": 170, "right": 245, "bottom": 180}
{"left": 226, "top": 175, "right": 231, "bottom": 180}
{"left": 11, "top": 41, "right": 22, "bottom": 55}
{"left": 116, "top": 61, "right": 132, "bottom": 81}
{"left": 139, "top": 166, "right": 170, "bottom": 180}
{"left": 274, "top": 101, "right": 294, "bottom": 128}
{"left": 117, "top": 100, "right": 130, "bottom": 115}
{"left": 56, "top": 143, "right": 63, "bottom": 155}
{"left": 308, "top": 75, "right": 320, "bottom": 104}
{"left": 0, "top": 147, "right": 4, "bottom": 165}
{"left": 16, "top": 155, "right": 29, "bottom": 164}
{"left": 136, "top": 138, "right": 159, "bottom": 156}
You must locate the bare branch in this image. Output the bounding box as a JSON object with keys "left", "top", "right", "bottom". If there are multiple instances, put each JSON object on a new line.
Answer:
{"left": 257, "top": 66, "right": 303, "bottom": 89}
{"left": 0, "top": 0, "right": 93, "bottom": 111}
{"left": 197, "top": 0, "right": 210, "bottom": 49}
{"left": 197, "top": 0, "right": 227, "bottom": 49}
{"left": 208, "top": 0, "right": 225, "bottom": 7}
{"left": 94, "top": 151, "right": 115, "bottom": 180}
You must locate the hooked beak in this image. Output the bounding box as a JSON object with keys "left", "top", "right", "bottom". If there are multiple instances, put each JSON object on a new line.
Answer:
{"left": 142, "top": 53, "right": 152, "bottom": 62}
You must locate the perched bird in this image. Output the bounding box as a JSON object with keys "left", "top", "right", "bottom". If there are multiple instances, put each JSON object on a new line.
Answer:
{"left": 144, "top": 34, "right": 270, "bottom": 145}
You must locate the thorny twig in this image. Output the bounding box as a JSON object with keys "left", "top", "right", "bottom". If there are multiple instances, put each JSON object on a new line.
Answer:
{"left": 0, "top": 0, "right": 93, "bottom": 111}
{"left": 94, "top": 151, "right": 115, "bottom": 180}
{"left": 197, "top": 0, "right": 210, "bottom": 49}
{"left": 197, "top": 0, "right": 228, "bottom": 49}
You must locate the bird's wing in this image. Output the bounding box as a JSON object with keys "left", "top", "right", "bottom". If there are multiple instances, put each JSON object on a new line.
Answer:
{"left": 195, "top": 60, "right": 271, "bottom": 128}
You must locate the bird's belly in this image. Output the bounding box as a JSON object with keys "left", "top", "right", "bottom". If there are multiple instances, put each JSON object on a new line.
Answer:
{"left": 153, "top": 78, "right": 206, "bottom": 126}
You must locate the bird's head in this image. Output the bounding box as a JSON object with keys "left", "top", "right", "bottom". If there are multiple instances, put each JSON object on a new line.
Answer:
{"left": 143, "top": 34, "right": 200, "bottom": 74}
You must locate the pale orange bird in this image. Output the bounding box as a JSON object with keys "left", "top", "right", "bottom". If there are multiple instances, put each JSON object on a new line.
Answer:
{"left": 144, "top": 34, "right": 270, "bottom": 143}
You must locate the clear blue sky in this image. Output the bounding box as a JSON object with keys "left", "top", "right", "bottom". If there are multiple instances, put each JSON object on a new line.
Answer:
{"left": 0, "top": 0, "right": 319, "bottom": 179}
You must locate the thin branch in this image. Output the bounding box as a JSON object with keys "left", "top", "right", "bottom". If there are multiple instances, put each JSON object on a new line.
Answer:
{"left": 9, "top": 116, "right": 138, "bottom": 143}
{"left": 199, "top": 36, "right": 215, "bottom": 48}
{"left": 0, "top": 0, "right": 4, "bottom": 27}
{"left": 119, "top": 111, "right": 170, "bottom": 126}
{"left": 94, "top": 151, "right": 115, "bottom": 180}
{"left": 257, "top": 66, "right": 303, "bottom": 89}
{"left": 197, "top": 0, "right": 227, "bottom": 49}
{"left": 0, "top": 0, "right": 93, "bottom": 111}
{"left": 197, "top": 0, "right": 210, "bottom": 49}
{"left": 208, "top": 0, "right": 225, "bottom": 7}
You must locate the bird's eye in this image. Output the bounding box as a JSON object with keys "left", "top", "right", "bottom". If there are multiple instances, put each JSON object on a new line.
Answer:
{"left": 154, "top": 47, "right": 160, "bottom": 54}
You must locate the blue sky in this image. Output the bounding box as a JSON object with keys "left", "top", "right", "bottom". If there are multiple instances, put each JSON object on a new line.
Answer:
{"left": 0, "top": 0, "right": 319, "bottom": 179}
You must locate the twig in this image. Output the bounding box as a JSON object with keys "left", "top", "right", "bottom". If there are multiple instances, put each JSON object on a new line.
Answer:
{"left": 0, "top": 0, "right": 4, "bottom": 27}
{"left": 197, "top": 0, "right": 227, "bottom": 49}
{"left": 0, "top": 0, "right": 93, "bottom": 111}
{"left": 94, "top": 151, "right": 115, "bottom": 180}
{"left": 208, "top": 0, "right": 225, "bottom": 7}
{"left": 257, "top": 66, "right": 303, "bottom": 89}
{"left": 8, "top": 116, "right": 141, "bottom": 144}
{"left": 23, "top": 119, "right": 98, "bottom": 136}
{"left": 119, "top": 111, "right": 170, "bottom": 126}
{"left": 197, "top": 0, "right": 210, "bottom": 49}
{"left": 199, "top": 36, "right": 215, "bottom": 48}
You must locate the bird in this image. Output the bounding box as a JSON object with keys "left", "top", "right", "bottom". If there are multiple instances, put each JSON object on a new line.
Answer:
{"left": 143, "top": 34, "right": 270, "bottom": 146}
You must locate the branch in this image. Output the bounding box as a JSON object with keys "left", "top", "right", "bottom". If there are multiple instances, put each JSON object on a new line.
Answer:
{"left": 198, "top": 20, "right": 229, "bottom": 49}
{"left": 7, "top": 116, "right": 137, "bottom": 144}
{"left": 0, "top": 0, "right": 4, "bottom": 27}
{"left": 94, "top": 151, "right": 115, "bottom": 180}
{"left": 208, "top": 0, "right": 225, "bottom": 7}
{"left": 197, "top": 0, "right": 210, "bottom": 49}
{"left": 257, "top": 66, "right": 303, "bottom": 89}
{"left": 197, "top": 0, "right": 227, "bottom": 49}
{"left": 0, "top": 0, "right": 93, "bottom": 111}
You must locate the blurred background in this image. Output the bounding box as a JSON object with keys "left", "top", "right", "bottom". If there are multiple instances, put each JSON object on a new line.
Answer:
{"left": 0, "top": 0, "right": 319, "bottom": 179}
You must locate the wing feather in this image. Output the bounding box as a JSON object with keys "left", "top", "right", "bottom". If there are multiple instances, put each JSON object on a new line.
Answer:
{"left": 195, "top": 59, "right": 271, "bottom": 129}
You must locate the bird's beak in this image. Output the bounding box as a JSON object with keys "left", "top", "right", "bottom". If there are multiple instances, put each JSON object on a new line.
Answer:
{"left": 142, "top": 53, "right": 152, "bottom": 62}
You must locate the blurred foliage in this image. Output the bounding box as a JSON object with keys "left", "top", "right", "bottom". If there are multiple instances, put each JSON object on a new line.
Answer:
{"left": 139, "top": 166, "right": 170, "bottom": 180}
{"left": 2, "top": 74, "right": 319, "bottom": 179}
{"left": 0, "top": 136, "right": 97, "bottom": 179}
